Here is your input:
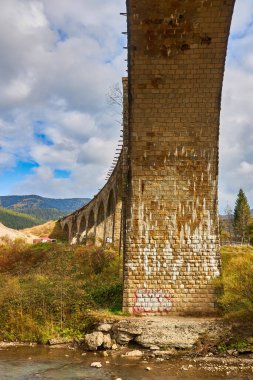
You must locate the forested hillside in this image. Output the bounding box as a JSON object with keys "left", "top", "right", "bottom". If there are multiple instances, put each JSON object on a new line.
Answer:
{"left": 0, "top": 195, "right": 91, "bottom": 226}
{"left": 0, "top": 207, "right": 44, "bottom": 230}
{"left": 0, "top": 195, "right": 90, "bottom": 212}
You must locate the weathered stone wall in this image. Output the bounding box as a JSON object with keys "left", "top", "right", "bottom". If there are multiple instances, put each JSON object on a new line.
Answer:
{"left": 123, "top": 0, "right": 235, "bottom": 315}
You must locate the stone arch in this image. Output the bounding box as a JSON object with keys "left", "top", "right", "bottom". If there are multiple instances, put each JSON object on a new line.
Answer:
{"left": 105, "top": 188, "right": 115, "bottom": 243}
{"left": 96, "top": 201, "right": 105, "bottom": 245}
{"left": 87, "top": 209, "right": 96, "bottom": 244}
{"left": 62, "top": 223, "right": 70, "bottom": 241}
{"left": 70, "top": 219, "right": 78, "bottom": 244}
{"left": 79, "top": 214, "right": 87, "bottom": 242}
{"left": 107, "top": 188, "right": 115, "bottom": 216}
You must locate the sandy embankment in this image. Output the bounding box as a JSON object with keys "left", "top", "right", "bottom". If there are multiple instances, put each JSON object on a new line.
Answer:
{"left": 0, "top": 222, "right": 36, "bottom": 243}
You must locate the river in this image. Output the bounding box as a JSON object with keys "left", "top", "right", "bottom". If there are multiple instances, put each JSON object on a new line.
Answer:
{"left": 0, "top": 345, "right": 253, "bottom": 380}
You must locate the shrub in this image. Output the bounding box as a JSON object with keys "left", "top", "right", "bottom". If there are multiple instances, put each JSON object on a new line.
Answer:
{"left": 218, "top": 247, "right": 253, "bottom": 320}
{"left": 0, "top": 242, "right": 123, "bottom": 342}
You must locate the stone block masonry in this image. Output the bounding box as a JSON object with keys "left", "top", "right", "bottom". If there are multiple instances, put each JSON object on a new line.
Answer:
{"left": 123, "top": 0, "right": 236, "bottom": 315}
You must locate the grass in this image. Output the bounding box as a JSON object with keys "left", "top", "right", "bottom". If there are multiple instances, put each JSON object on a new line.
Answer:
{"left": 0, "top": 239, "right": 123, "bottom": 342}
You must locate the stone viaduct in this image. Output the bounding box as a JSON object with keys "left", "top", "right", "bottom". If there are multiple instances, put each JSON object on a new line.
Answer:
{"left": 60, "top": 0, "right": 236, "bottom": 316}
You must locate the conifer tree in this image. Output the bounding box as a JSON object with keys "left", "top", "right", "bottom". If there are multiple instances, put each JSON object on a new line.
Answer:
{"left": 234, "top": 189, "right": 252, "bottom": 243}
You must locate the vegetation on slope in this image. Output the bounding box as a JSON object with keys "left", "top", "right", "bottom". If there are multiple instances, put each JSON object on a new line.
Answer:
{"left": 0, "top": 239, "right": 252, "bottom": 343}
{"left": 14, "top": 208, "right": 66, "bottom": 222}
{"left": 217, "top": 245, "right": 253, "bottom": 321}
{"left": 0, "top": 207, "right": 44, "bottom": 230}
{"left": 0, "top": 195, "right": 90, "bottom": 212}
{"left": 0, "top": 239, "right": 122, "bottom": 342}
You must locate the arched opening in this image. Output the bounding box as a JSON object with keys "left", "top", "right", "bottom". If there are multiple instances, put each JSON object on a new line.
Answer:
{"left": 96, "top": 201, "right": 105, "bottom": 245}
{"left": 105, "top": 189, "right": 115, "bottom": 244}
{"left": 62, "top": 223, "right": 70, "bottom": 241}
{"left": 70, "top": 221, "right": 78, "bottom": 244}
{"left": 79, "top": 214, "right": 87, "bottom": 242}
{"left": 87, "top": 209, "right": 95, "bottom": 244}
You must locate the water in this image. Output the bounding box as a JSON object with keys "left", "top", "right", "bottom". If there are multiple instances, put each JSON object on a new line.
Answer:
{"left": 0, "top": 346, "right": 253, "bottom": 380}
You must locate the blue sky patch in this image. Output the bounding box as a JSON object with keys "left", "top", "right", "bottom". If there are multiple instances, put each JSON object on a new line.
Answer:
{"left": 57, "top": 28, "right": 69, "bottom": 42}
{"left": 35, "top": 133, "right": 54, "bottom": 146}
{"left": 54, "top": 169, "right": 71, "bottom": 179}
{"left": 0, "top": 161, "right": 39, "bottom": 196}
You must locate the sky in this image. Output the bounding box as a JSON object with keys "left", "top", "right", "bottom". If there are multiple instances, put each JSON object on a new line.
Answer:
{"left": 0, "top": 0, "right": 252, "bottom": 213}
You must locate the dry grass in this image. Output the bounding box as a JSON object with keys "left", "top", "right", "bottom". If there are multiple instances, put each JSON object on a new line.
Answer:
{"left": 221, "top": 245, "right": 253, "bottom": 255}
{"left": 22, "top": 220, "right": 57, "bottom": 238}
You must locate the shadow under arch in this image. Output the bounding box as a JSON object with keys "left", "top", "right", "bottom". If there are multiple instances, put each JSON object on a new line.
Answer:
{"left": 96, "top": 201, "right": 106, "bottom": 245}
{"left": 79, "top": 214, "right": 87, "bottom": 242}
{"left": 87, "top": 209, "right": 95, "bottom": 244}
{"left": 62, "top": 223, "right": 70, "bottom": 241}
{"left": 105, "top": 188, "right": 116, "bottom": 243}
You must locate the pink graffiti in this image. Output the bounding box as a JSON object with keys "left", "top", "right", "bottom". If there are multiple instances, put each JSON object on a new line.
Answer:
{"left": 133, "top": 289, "right": 173, "bottom": 314}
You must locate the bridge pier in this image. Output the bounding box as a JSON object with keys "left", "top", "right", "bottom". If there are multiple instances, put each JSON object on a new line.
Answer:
{"left": 123, "top": 0, "right": 235, "bottom": 315}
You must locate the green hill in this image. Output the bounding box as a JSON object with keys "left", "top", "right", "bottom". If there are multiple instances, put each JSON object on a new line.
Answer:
{"left": 0, "top": 195, "right": 91, "bottom": 226}
{"left": 0, "top": 207, "right": 44, "bottom": 230}
{"left": 0, "top": 195, "right": 90, "bottom": 212}
{"left": 14, "top": 208, "right": 66, "bottom": 222}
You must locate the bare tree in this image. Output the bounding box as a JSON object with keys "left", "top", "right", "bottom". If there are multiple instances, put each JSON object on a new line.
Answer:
{"left": 106, "top": 83, "right": 123, "bottom": 121}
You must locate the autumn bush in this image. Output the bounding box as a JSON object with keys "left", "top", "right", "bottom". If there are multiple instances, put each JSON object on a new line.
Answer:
{"left": 218, "top": 245, "right": 253, "bottom": 320}
{"left": 0, "top": 238, "right": 122, "bottom": 342}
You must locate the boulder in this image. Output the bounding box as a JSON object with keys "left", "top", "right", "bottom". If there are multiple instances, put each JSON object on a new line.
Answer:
{"left": 103, "top": 334, "right": 112, "bottom": 349}
{"left": 97, "top": 323, "right": 113, "bottom": 332}
{"left": 85, "top": 332, "right": 104, "bottom": 351}
{"left": 114, "top": 331, "right": 133, "bottom": 345}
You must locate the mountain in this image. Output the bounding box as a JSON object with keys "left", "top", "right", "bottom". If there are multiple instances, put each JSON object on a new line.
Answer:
{"left": 0, "top": 195, "right": 90, "bottom": 227}
{"left": 0, "top": 195, "right": 90, "bottom": 212}
{"left": 0, "top": 207, "right": 44, "bottom": 230}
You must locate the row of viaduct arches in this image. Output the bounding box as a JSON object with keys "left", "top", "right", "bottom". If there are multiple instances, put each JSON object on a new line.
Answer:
{"left": 60, "top": 156, "right": 123, "bottom": 248}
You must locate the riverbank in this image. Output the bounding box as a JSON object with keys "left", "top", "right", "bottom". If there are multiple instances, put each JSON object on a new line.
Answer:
{"left": 1, "top": 343, "right": 253, "bottom": 380}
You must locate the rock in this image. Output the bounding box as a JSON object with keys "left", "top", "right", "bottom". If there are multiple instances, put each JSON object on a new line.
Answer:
{"left": 115, "top": 331, "right": 133, "bottom": 345}
{"left": 227, "top": 349, "right": 237, "bottom": 356}
{"left": 90, "top": 362, "right": 102, "bottom": 368}
{"left": 101, "top": 351, "right": 108, "bottom": 357}
{"left": 112, "top": 344, "right": 118, "bottom": 350}
{"left": 125, "top": 350, "right": 143, "bottom": 357}
{"left": 103, "top": 334, "right": 112, "bottom": 349}
{"left": 48, "top": 338, "right": 73, "bottom": 345}
{"left": 146, "top": 367, "right": 151, "bottom": 371}
{"left": 97, "top": 323, "right": 112, "bottom": 332}
{"left": 153, "top": 348, "right": 177, "bottom": 357}
{"left": 85, "top": 332, "right": 104, "bottom": 351}
{"left": 150, "top": 345, "right": 160, "bottom": 350}
{"left": 81, "top": 352, "right": 86, "bottom": 356}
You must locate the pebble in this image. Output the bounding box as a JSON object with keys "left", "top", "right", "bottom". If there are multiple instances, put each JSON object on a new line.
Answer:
{"left": 146, "top": 367, "right": 151, "bottom": 371}
{"left": 112, "top": 344, "right": 118, "bottom": 350}
{"left": 81, "top": 352, "right": 86, "bottom": 356}
{"left": 90, "top": 362, "right": 102, "bottom": 368}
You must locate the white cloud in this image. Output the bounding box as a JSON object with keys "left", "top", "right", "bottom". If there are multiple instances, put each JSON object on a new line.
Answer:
{"left": 0, "top": 0, "right": 126, "bottom": 198}
{"left": 0, "top": 0, "right": 252, "bottom": 215}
